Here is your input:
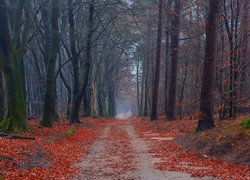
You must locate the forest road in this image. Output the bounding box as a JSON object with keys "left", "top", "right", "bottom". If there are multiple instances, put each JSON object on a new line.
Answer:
{"left": 74, "top": 120, "right": 213, "bottom": 180}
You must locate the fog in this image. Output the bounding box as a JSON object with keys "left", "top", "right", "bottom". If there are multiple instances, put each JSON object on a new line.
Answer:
{"left": 116, "top": 98, "right": 133, "bottom": 119}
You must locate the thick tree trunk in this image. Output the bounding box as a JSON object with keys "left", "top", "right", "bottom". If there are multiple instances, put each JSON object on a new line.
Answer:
{"left": 2, "top": 64, "right": 27, "bottom": 131}
{"left": 41, "top": 0, "right": 60, "bottom": 127}
{"left": 70, "top": 92, "right": 83, "bottom": 121}
{"left": 196, "top": 0, "right": 220, "bottom": 131}
{"left": 167, "top": 0, "right": 181, "bottom": 120}
{"left": 150, "top": 0, "right": 163, "bottom": 121}
{"left": 240, "top": 0, "right": 249, "bottom": 108}
{"left": 0, "top": 0, "right": 28, "bottom": 132}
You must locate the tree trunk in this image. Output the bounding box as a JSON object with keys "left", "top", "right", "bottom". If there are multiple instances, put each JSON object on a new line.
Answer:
{"left": 164, "top": 0, "right": 172, "bottom": 118}
{"left": 70, "top": 0, "right": 95, "bottom": 123}
{"left": 41, "top": 0, "right": 60, "bottom": 127}
{"left": 150, "top": 0, "right": 163, "bottom": 121}
{"left": 83, "top": 82, "right": 92, "bottom": 117}
{"left": 140, "top": 60, "right": 145, "bottom": 116}
{"left": 97, "top": 92, "right": 103, "bottom": 117}
{"left": 59, "top": 52, "right": 71, "bottom": 118}
{"left": 0, "top": 0, "right": 28, "bottom": 132}
{"left": 91, "top": 80, "right": 97, "bottom": 117}
{"left": 167, "top": 0, "right": 181, "bottom": 120}
{"left": 177, "top": 60, "right": 188, "bottom": 117}
{"left": 108, "top": 87, "right": 115, "bottom": 117}
{"left": 144, "top": 55, "right": 149, "bottom": 116}
{"left": 0, "top": 71, "right": 4, "bottom": 121}
{"left": 97, "top": 72, "right": 103, "bottom": 116}
{"left": 144, "top": 82, "right": 149, "bottom": 116}
{"left": 240, "top": 0, "right": 249, "bottom": 108}
{"left": 67, "top": 0, "right": 80, "bottom": 122}
{"left": 136, "top": 60, "right": 141, "bottom": 116}
{"left": 196, "top": 0, "right": 220, "bottom": 131}
{"left": 164, "top": 19, "right": 170, "bottom": 117}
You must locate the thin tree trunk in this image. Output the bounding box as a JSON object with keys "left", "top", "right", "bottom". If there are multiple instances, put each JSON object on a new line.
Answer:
{"left": 136, "top": 61, "right": 140, "bottom": 116}
{"left": 58, "top": 51, "right": 71, "bottom": 118}
{"left": 83, "top": 81, "right": 91, "bottom": 117}
{"left": 150, "top": 0, "right": 163, "bottom": 121}
{"left": 164, "top": 20, "right": 170, "bottom": 117}
{"left": 97, "top": 71, "right": 103, "bottom": 116}
{"left": 218, "top": 24, "right": 226, "bottom": 120}
{"left": 0, "top": 71, "right": 5, "bottom": 121}
{"left": 144, "top": 54, "right": 149, "bottom": 116}
{"left": 178, "top": 60, "right": 188, "bottom": 117}
{"left": 196, "top": 0, "right": 220, "bottom": 131}
{"left": 67, "top": 0, "right": 80, "bottom": 121}
{"left": 144, "top": 81, "right": 149, "bottom": 116}
{"left": 70, "top": 0, "right": 95, "bottom": 123}
{"left": 91, "top": 80, "right": 97, "bottom": 117}
{"left": 140, "top": 60, "right": 145, "bottom": 116}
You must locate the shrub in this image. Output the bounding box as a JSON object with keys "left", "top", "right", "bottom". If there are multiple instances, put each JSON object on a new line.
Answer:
{"left": 240, "top": 119, "right": 250, "bottom": 129}
{"left": 67, "top": 129, "right": 75, "bottom": 136}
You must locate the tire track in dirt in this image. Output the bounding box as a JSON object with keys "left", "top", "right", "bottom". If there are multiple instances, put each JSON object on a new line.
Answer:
{"left": 74, "top": 126, "right": 110, "bottom": 179}
{"left": 124, "top": 122, "right": 212, "bottom": 180}
{"left": 75, "top": 121, "right": 138, "bottom": 179}
{"left": 75, "top": 120, "right": 213, "bottom": 179}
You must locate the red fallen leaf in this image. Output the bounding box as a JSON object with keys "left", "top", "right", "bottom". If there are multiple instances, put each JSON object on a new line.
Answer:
{"left": 1, "top": 118, "right": 104, "bottom": 179}
{"left": 131, "top": 118, "right": 250, "bottom": 179}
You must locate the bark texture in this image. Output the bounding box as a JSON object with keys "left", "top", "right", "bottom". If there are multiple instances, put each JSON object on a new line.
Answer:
{"left": 41, "top": 0, "right": 60, "bottom": 127}
{"left": 197, "top": 0, "right": 220, "bottom": 131}
{"left": 167, "top": 0, "right": 181, "bottom": 120}
{"left": 0, "top": 0, "right": 28, "bottom": 132}
{"left": 70, "top": 0, "right": 95, "bottom": 123}
{"left": 150, "top": 0, "right": 163, "bottom": 121}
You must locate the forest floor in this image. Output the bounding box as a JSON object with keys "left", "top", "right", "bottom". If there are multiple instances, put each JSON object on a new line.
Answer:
{"left": 0, "top": 117, "right": 249, "bottom": 179}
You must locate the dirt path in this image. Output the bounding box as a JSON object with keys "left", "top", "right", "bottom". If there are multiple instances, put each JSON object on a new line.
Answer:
{"left": 75, "top": 120, "right": 212, "bottom": 180}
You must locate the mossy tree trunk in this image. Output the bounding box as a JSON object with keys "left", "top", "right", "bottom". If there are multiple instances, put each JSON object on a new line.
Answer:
{"left": 0, "top": 0, "right": 29, "bottom": 132}
{"left": 41, "top": 0, "right": 60, "bottom": 127}
{"left": 1, "top": 56, "right": 27, "bottom": 132}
